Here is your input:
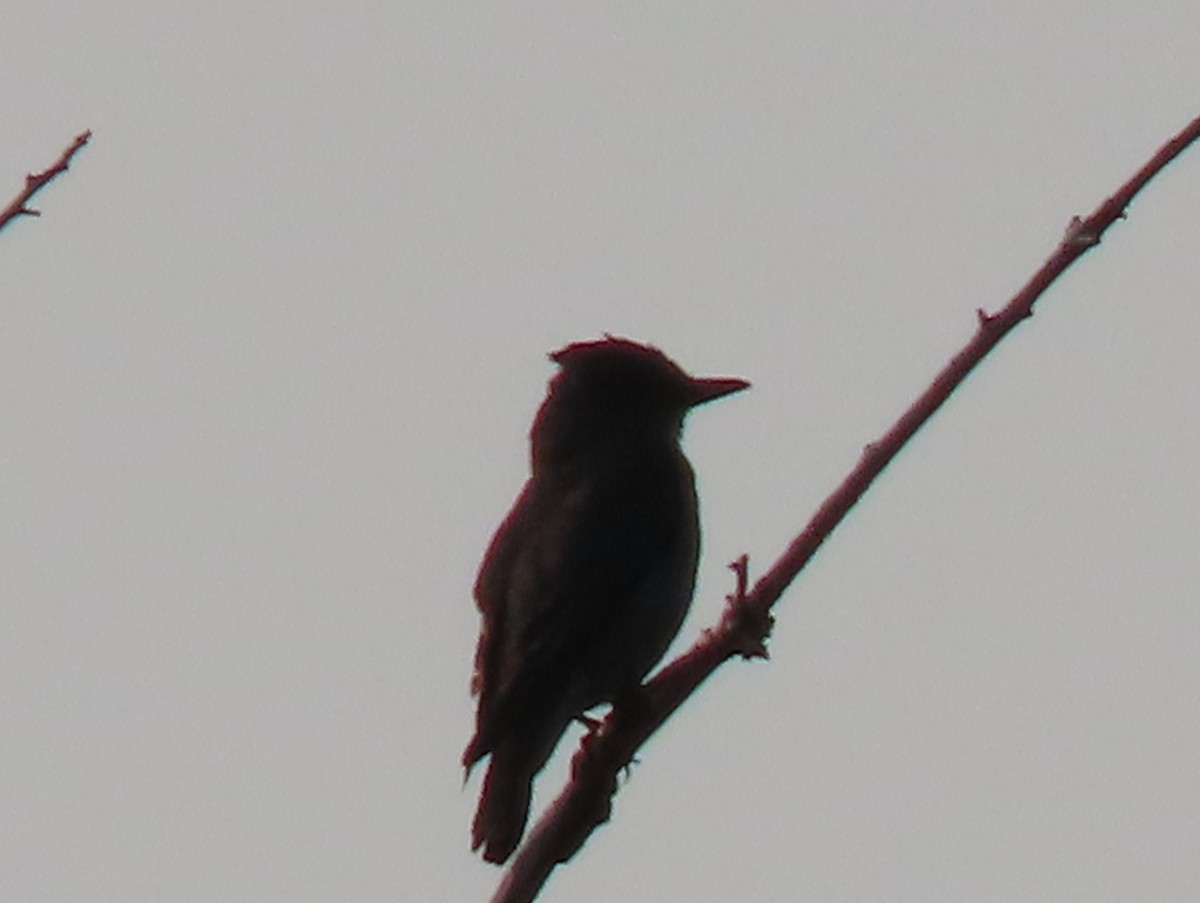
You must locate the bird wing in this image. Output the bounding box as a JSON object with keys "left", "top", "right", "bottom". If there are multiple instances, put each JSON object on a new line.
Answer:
{"left": 467, "top": 450, "right": 697, "bottom": 764}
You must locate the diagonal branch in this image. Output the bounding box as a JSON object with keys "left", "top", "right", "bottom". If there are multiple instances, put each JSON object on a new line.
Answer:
{"left": 488, "top": 111, "right": 1200, "bottom": 903}
{"left": 0, "top": 130, "right": 92, "bottom": 234}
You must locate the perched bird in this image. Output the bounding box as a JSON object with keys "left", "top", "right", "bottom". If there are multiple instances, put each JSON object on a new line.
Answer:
{"left": 464, "top": 336, "right": 748, "bottom": 863}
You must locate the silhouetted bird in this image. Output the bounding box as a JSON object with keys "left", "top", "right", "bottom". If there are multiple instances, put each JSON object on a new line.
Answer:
{"left": 464, "top": 336, "right": 748, "bottom": 863}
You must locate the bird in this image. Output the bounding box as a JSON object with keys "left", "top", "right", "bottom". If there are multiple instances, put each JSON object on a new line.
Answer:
{"left": 463, "top": 336, "right": 749, "bottom": 864}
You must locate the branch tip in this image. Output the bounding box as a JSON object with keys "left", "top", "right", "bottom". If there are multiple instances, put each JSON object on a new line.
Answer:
{"left": 1, "top": 129, "right": 92, "bottom": 234}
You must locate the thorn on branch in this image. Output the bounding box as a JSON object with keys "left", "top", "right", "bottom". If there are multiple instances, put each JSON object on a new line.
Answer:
{"left": 861, "top": 441, "right": 885, "bottom": 467}
{"left": 728, "top": 554, "right": 749, "bottom": 601}
{"left": 1063, "top": 215, "right": 1101, "bottom": 248}
{"left": 723, "top": 555, "right": 772, "bottom": 660}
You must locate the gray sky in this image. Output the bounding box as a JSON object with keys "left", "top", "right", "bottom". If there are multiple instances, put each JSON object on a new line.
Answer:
{"left": 3, "top": 3, "right": 1198, "bottom": 901}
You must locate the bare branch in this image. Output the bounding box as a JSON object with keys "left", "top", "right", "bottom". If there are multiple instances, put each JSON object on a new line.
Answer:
{"left": 487, "top": 111, "right": 1200, "bottom": 903}
{"left": 0, "top": 130, "right": 92, "bottom": 234}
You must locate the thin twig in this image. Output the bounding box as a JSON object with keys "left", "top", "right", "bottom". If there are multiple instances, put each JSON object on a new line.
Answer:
{"left": 0, "top": 130, "right": 92, "bottom": 234}
{"left": 488, "top": 111, "right": 1200, "bottom": 903}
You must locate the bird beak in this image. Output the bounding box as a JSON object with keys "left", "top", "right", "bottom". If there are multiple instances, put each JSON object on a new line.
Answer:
{"left": 686, "top": 376, "right": 751, "bottom": 407}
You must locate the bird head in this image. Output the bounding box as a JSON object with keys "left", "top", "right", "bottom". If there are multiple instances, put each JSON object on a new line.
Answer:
{"left": 531, "top": 336, "right": 749, "bottom": 464}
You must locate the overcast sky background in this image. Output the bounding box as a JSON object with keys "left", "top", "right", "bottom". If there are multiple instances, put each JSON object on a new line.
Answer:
{"left": 3, "top": 3, "right": 1199, "bottom": 901}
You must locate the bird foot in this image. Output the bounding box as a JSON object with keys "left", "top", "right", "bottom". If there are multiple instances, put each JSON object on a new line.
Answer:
{"left": 574, "top": 712, "right": 604, "bottom": 734}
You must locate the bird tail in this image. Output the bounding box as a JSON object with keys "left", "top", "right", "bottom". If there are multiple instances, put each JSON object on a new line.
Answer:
{"left": 471, "top": 742, "right": 535, "bottom": 864}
